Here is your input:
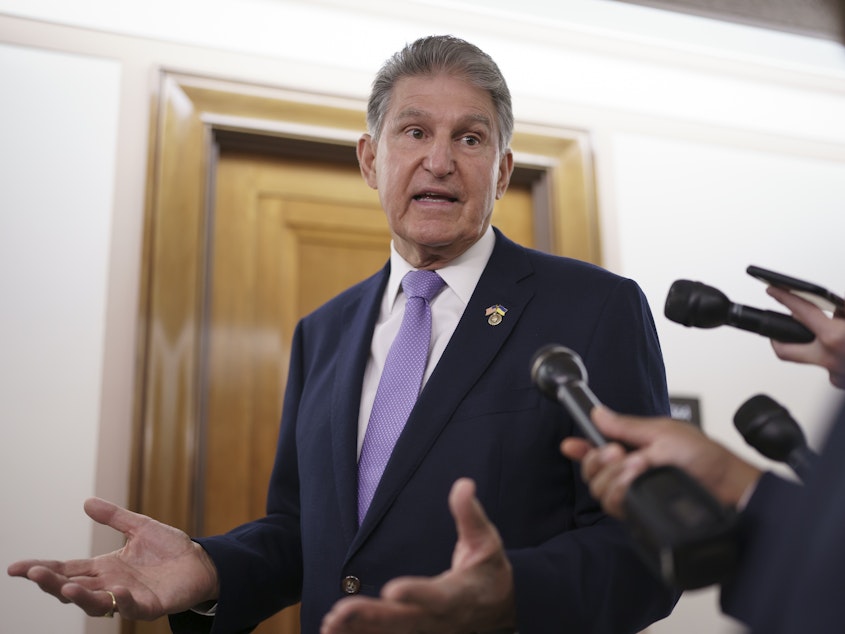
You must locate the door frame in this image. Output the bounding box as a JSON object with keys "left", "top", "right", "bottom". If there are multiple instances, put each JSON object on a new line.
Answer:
{"left": 131, "top": 69, "right": 602, "bottom": 540}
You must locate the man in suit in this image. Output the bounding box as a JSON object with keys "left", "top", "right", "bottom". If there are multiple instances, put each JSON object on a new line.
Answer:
{"left": 8, "top": 35, "right": 677, "bottom": 633}
{"left": 562, "top": 283, "right": 845, "bottom": 633}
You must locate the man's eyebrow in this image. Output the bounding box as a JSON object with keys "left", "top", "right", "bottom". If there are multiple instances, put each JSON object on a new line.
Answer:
{"left": 395, "top": 108, "right": 429, "bottom": 122}
{"left": 461, "top": 113, "right": 493, "bottom": 129}
{"left": 394, "top": 109, "right": 493, "bottom": 130}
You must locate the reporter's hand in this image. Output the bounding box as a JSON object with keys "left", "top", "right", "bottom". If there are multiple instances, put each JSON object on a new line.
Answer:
{"left": 767, "top": 285, "right": 845, "bottom": 389}
{"left": 320, "top": 478, "right": 516, "bottom": 634}
{"left": 561, "top": 407, "right": 763, "bottom": 518}
{"left": 7, "top": 498, "right": 219, "bottom": 620}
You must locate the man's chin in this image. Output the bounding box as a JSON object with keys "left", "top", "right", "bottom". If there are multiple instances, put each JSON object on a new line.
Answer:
{"left": 394, "top": 232, "right": 480, "bottom": 268}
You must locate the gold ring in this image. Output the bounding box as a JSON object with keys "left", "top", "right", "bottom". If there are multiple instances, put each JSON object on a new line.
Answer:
{"left": 103, "top": 590, "right": 117, "bottom": 618}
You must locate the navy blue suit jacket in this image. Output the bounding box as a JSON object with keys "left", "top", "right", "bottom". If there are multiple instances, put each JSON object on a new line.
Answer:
{"left": 172, "top": 229, "right": 677, "bottom": 633}
{"left": 721, "top": 397, "right": 845, "bottom": 633}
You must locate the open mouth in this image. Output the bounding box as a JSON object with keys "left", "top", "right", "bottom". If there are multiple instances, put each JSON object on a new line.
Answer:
{"left": 413, "top": 192, "right": 458, "bottom": 203}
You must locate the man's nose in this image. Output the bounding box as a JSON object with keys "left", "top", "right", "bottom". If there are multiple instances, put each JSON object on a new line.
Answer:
{"left": 423, "top": 138, "right": 455, "bottom": 177}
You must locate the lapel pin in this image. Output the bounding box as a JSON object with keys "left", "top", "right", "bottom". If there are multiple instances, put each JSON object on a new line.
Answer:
{"left": 485, "top": 304, "right": 507, "bottom": 326}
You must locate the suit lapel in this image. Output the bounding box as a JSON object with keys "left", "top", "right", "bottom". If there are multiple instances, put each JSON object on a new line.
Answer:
{"left": 352, "top": 232, "right": 536, "bottom": 547}
{"left": 330, "top": 266, "right": 389, "bottom": 543}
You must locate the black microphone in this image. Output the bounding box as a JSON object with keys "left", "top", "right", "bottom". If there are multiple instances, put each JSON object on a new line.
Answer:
{"left": 530, "top": 345, "right": 607, "bottom": 447}
{"left": 664, "top": 279, "right": 814, "bottom": 343}
{"left": 531, "top": 344, "right": 739, "bottom": 590}
{"left": 734, "top": 394, "right": 818, "bottom": 481}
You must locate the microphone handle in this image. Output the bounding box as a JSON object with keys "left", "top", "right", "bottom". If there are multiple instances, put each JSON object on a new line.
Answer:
{"left": 540, "top": 351, "right": 739, "bottom": 589}
{"left": 787, "top": 447, "right": 817, "bottom": 482}
{"left": 555, "top": 380, "right": 607, "bottom": 447}
{"left": 729, "top": 304, "right": 815, "bottom": 343}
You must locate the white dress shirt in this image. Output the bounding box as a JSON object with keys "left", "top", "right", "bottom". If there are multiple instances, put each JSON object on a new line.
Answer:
{"left": 356, "top": 226, "right": 496, "bottom": 457}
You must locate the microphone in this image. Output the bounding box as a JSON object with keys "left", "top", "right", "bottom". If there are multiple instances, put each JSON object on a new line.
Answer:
{"left": 733, "top": 394, "right": 818, "bottom": 481}
{"left": 531, "top": 344, "right": 739, "bottom": 590}
{"left": 664, "top": 279, "right": 814, "bottom": 343}
{"left": 530, "top": 345, "right": 607, "bottom": 447}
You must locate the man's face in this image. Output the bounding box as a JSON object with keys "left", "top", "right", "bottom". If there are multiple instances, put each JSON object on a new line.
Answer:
{"left": 357, "top": 72, "right": 513, "bottom": 269}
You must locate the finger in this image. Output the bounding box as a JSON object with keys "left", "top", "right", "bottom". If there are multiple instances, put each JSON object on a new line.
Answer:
{"left": 61, "top": 584, "right": 121, "bottom": 618}
{"left": 84, "top": 497, "right": 148, "bottom": 536}
{"left": 23, "top": 555, "right": 109, "bottom": 580}
{"left": 770, "top": 339, "right": 819, "bottom": 365}
{"left": 560, "top": 437, "right": 593, "bottom": 462}
{"left": 583, "top": 452, "right": 629, "bottom": 501}
{"left": 447, "top": 478, "right": 492, "bottom": 546}
{"left": 601, "top": 459, "right": 648, "bottom": 518}
{"left": 322, "top": 595, "right": 420, "bottom": 634}
{"left": 579, "top": 443, "right": 626, "bottom": 481}
{"left": 382, "top": 574, "right": 448, "bottom": 607}
{"left": 591, "top": 406, "right": 664, "bottom": 448}
{"left": 8, "top": 559, "right": 59, "bottom": 577}
{"left": 766, "top": 286, "right": 830, "bottom": 331}
{"left": 582, "top": 449, "right": 649, "bottom": 517}
{"left": 21, "top": 565, "right": 73, "bottom": 603}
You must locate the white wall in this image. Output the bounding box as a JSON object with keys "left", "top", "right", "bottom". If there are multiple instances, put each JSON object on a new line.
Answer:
{"left": 0, "top": 43, "right": 120, "bottom": 634}
{"left": 1, "top": 2, "right": 844, "bottom": 633}
{"left": 611, "top": 133, "right": 845, "bottom": 450}
{"left": 605, "top": 133, "right": 845, "bottom": 633}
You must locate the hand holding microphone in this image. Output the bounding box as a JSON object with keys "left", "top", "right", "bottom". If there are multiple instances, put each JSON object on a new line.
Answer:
{"left": 533, "top": 345, "right": 740, "bottom": 590}
{"left": 664, "top": 279, "right": 814, "bottom": 343}
{"left": 666, "top": 265, "right": 845, "bottom": 388}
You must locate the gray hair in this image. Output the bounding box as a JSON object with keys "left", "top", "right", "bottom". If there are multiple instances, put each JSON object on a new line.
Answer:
{"left": 367, "top": 35, "right": 514, "bottom": 153}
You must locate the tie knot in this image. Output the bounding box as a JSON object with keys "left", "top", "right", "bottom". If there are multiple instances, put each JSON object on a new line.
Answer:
{"left": 402, "top": 270, "right": 445, "bottom": 302}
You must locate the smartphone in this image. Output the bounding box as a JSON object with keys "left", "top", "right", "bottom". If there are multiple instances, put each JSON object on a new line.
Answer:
{"left": 747, "top": 265, "right": 845, "bottom": 312}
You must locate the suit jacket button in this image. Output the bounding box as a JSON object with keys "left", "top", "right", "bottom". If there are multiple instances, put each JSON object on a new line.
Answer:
{"left": 341, "top": 575, "right": 361, "bottom": 594}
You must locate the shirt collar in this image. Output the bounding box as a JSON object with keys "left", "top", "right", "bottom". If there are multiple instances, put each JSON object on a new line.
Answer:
{"left": 386, "top": 225, "right": 495, "bottom": 307}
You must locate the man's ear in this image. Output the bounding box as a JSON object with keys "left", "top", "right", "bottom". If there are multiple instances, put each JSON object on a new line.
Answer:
{"left": 357, "top": 134, "right": 378, "bottom": 190}
{"left": 495, "top": 149, "right": 514, "bottom": 200}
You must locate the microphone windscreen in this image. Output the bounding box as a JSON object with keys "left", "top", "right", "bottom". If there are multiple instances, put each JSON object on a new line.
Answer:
{"left": 733, "top": 394, "right": 783, "bottom": 436}
{"left": 530, "top": 344, "right": 586, "bottom": 399}
{"left": 664, "top": 280, "right": 731, "bottom": 329}
{"left": 733, "top": 394, "right": 806, "bottom": 463}
{"left": 664, "top": 280, "right": 697, "bottom": 325}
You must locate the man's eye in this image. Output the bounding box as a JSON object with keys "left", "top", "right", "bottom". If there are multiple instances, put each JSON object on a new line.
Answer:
{"left": 408, "top": 129, "right": 424, "bottom": 139}
{"left": 462, "top": 136, "right": 480, "bottom": 146}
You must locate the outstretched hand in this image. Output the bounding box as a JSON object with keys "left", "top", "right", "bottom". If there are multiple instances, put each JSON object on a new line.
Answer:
{"left": 320, "top": 478, "right": 516, "bottom": 634}
{"left": 7, "top": 498, "right": 219, "bottom": 620}
{"left": 767, "top": 285, "right": 845, "bottom": 389}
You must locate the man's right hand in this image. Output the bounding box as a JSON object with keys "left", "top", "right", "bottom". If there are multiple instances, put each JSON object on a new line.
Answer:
{"left": 7, "top": 497, "right": 219, "bottom": 620}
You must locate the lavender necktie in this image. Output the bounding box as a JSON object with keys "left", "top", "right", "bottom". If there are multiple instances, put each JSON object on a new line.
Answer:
{"left": 357, "top": 269, "right": 446, "bottom": 524}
